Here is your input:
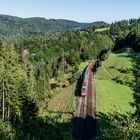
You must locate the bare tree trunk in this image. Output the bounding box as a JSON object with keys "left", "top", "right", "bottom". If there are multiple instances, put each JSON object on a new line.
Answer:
{"left": 2, "top": 80, "right": 5, "bottom": 120}
{"left": 8, "top": 105, "right": 10, "bottom": 119}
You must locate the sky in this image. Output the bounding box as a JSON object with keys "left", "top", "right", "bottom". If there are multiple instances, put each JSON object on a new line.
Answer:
{"left": 0, "top": 0, "right": 140, "bottom": 23}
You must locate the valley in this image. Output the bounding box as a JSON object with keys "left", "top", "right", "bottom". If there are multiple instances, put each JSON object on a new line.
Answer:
{"left": 1, "top": 11, "right": 140, "bottom": 140}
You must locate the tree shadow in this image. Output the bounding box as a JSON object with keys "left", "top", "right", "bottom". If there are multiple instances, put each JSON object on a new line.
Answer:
{"left": 72, "top": 116, "right": 96, "bottom": 140}
{"left": 10, "top": 96, "right": 74, "bottom": 140}
{"left": 96, "top": 112, "right": 114, "bottom": 137}
{"left": 71, "top": 112, "right": 116, "bottom": 140}
{"left": 74, "top": 76, "right": 82, "bottom": 97}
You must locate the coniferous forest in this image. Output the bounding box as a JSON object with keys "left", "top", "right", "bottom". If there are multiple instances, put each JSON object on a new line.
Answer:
{"left": 1, "top": 14, "right": 140, "bottom": 139}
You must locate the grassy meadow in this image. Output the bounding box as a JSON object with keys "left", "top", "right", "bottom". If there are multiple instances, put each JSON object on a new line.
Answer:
{"left": 46, "top": 61, "right": 88, "bottom": 122}
{"left": 95, "top": 48, "right": 134, "bottom": 114}
{"left": 95, "top": 27, "right": 110, "bottom": 32}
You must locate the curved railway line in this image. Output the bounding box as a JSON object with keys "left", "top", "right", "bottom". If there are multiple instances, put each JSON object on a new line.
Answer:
{"left": 72, "top": 68, "right": 96, "bottom": 140}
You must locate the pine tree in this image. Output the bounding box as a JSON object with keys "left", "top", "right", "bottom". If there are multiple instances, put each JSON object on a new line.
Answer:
{"left": 132, "top": 56, "right": 140, "bottom": 116}
{"left": 0, "top": 42, "right": 26, "bottom": 120}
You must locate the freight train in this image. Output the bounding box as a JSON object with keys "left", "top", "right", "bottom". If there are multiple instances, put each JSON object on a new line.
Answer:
{"left": 81, "top": 61, "right": 96, "bottom": 96}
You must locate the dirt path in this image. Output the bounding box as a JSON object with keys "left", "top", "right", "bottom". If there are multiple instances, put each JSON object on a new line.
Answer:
{"left": 72, "top": 71, "right": 96, "bottom": 140}
{"left": 102, "top": 64, "right": 113, "bottom": 79}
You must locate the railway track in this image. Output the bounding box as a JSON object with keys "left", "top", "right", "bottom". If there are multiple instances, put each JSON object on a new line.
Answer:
{"left": 73, "top": 71, "right": 96, "bottom": 140}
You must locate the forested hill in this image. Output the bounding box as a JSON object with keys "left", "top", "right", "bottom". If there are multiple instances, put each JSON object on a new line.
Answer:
{"left": 1, "top": 16, "right": 140, "bottom": 139}
{"left": 91, "top": 21, "right": 109, "bottom": 28}
{"left": 0, "top": 15, "right": 88, "bottom": 37}
{"left": 0, "top": 22, "right": 113, "bottom": 139}
{"left": 0, "top": 15, "right": 109, "bottom": 38}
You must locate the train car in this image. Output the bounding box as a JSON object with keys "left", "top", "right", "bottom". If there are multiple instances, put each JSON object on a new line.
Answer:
{"left": 81, "top": 64, "right": 90, "bottom": 96}
{"left": 81, "top": 62, "right": 95, "bottom": 96}
{"left": 81, "top": 72, "right": 88, "bottom": 96}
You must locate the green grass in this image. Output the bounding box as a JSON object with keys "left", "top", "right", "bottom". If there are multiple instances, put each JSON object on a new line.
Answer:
{"left": 46, "top": 61, "right": 89, "bottom": 122}
{"left": 46, "top": 83, "right": 76, "bottom": 122}
{"left": 95, "top": 48, "right": 134, "bottom": 114}
{"left": 96, "top": 80, "right": 133, "bottom": 113}
{"left": 96, "top": 48, "right": 133, "bottom": 81}
{"left": 95, "top": 27, "right": 110, "bottom": 32}
{"left": 45, "top": 61, "right": 91, "bottom": 122}
{"left": 78, "top": 61, "right": 89, "bottom": 72}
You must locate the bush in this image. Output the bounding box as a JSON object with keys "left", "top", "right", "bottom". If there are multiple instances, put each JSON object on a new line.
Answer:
{"left": 0, "top": 119, "right": 17, "bottom": 140}
{"left": 97, "top": 112, "right": 140, "bottom": 139}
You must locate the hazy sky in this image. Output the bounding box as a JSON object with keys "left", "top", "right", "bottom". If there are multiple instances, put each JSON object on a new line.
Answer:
{"left": 0, "top": 0, "right": 140, "bottom": 23}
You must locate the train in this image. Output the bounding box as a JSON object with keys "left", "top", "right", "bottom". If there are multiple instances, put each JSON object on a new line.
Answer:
{"left": 81, "top": 61, "right": 96, "bottom": 96}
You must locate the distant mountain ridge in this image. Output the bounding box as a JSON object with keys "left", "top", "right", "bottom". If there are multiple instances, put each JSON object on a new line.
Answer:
{"left": 0, "top": 14, "right": 109, "bottom": 37}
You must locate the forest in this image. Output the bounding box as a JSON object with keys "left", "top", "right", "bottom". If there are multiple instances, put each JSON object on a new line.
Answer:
{"left": 1, "top": 15, "right": 140, "bottom": 139}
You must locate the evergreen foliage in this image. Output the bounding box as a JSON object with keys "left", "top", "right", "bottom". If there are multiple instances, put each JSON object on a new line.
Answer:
{"left": 1, "top": 16, "right": 140, "bottom": 139}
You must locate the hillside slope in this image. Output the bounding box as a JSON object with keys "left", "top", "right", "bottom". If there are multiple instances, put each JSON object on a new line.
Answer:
{"left": 95, "top": 48, "right": 134, "bottom": 114}
{"left": 0, "top": 15, "right": 110, "bottom": 38}
{"left": 0, "top": 14, "right": 89, "bottom": 37}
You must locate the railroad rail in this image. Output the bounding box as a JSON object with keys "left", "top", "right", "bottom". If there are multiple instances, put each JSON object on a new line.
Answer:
{"left": 72, "top": 62, "right": 96, "bottom": 140}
